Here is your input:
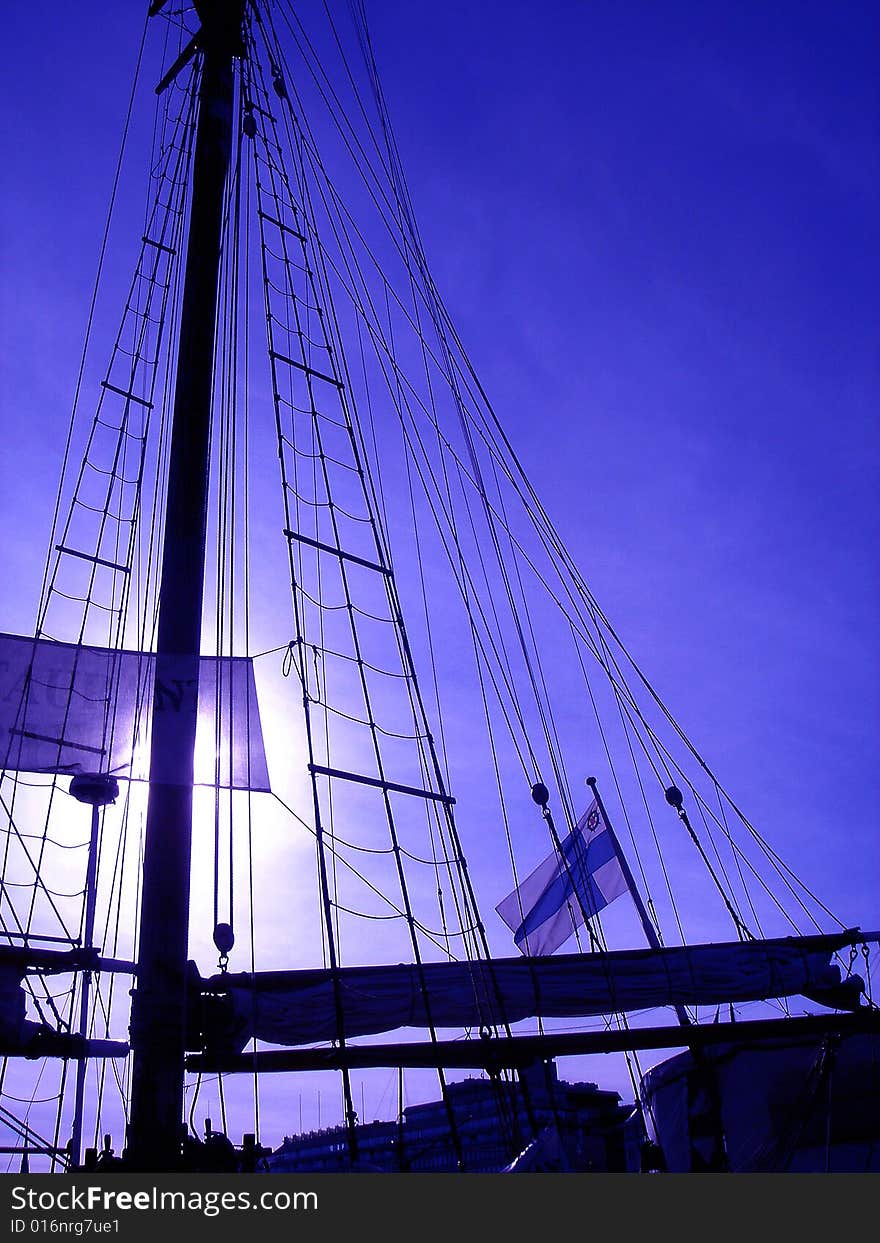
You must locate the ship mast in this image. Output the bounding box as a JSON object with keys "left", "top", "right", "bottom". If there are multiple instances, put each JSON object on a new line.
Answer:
{"left": 128, "top": 0, "right": 244, "bottom": 1171}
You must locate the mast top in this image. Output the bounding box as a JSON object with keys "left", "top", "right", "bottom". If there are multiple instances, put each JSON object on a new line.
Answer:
{"left": 193, "top": 0, "right": 246, "bottom": 56}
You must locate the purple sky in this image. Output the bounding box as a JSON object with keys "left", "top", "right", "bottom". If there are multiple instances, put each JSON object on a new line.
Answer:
{"left": 1, "top": 0, "right": 877, "bottom": 1149}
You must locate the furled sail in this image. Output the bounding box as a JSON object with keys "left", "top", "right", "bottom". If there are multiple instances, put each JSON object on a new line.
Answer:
{"left": 204, "top": 931, "right": 860, "bottom": 1051}
{"left": 0, "top": 632, "right": 270, "bottom": 791}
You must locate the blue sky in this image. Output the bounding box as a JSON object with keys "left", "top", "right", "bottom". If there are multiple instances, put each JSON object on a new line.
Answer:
{"left": 0, "top": 0, "right": 877, "bottom": 1149}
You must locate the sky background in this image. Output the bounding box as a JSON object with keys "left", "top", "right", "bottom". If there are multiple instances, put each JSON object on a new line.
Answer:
{"left": 1, "top": 0, "right": 878, "bottom": 1152}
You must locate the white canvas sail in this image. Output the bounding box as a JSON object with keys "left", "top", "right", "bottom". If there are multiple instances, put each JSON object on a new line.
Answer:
{"left": 0, "top": 632, "right": 270, "bottom": 792}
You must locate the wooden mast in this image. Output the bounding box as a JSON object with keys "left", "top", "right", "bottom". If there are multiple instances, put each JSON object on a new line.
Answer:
{"left": 127, "top": 0, "right": 244, "bottom": 1171}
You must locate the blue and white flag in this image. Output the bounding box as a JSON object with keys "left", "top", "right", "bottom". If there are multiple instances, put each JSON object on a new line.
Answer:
{"left": 496, "top": 799, "right": 629, "bottom": 955}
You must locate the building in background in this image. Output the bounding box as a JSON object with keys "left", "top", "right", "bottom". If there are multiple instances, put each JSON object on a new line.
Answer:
{"left": 270, "top": 1061, "right": 641, "bottom": 1172}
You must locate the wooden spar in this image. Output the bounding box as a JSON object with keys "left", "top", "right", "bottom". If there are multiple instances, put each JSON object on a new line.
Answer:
{"left": 186, "top": 1009, "right": 880, "bottom": 1075}
{"left": 127, "top": 0, "right": 244, "bottom": 1172}
{"left": 69, "top": 774, "right": 119, "bottom": 1168}
{"left": 587, "top": 778, "right": 662, "bottom": 950}
{"left": 0, "top": 945, "right": 136, "bottom": 975}
{"left": 587, "top": 775, "right": 691, "bottom": 1028}
{"left": 0, "top": 1036, "right": 129, "bottom": 1061}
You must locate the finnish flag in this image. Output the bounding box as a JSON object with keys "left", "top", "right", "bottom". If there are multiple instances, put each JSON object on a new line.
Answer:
{"left": 496, "top": 799, "right": 628, "bottom": 955}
